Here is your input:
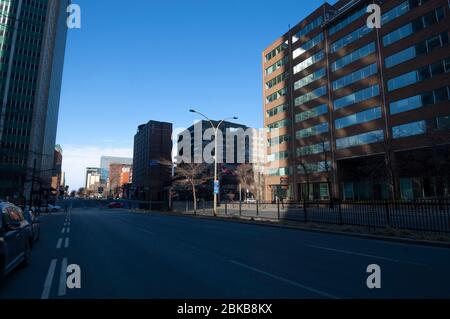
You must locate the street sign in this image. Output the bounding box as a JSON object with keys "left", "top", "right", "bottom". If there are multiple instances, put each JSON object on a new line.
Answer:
{"left": 280, "top": 177, "right": 289, "bottom": 185}
{"left": 214, "top": 180, "right": 220, "bottom": 195}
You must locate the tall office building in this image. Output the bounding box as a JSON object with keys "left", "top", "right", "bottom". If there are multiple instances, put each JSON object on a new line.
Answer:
{"left": 85, "top": 167, "right": 101, "bottom": 193}
{"left": 0, "top": 0, "right": 69, "bottom": 199}
{"left": 133, "top": 120, "right": 172, "bottom": 201}
{"left": 263, "top": 0, "right": 450, "bottom": 201}
{"left": 99, "top": 155, "right": 133, "bottom": 186}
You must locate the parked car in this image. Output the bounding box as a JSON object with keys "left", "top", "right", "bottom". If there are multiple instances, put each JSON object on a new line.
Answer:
{"left": 40, "top": 204, "right": 61, "bottom": 213}
{"left": 108, "top": 202, "right": 124, "bottom": 209}
{"left": 0, "top": 202, "right": 33, "bottom": 281}
{"left": 23, "top": 210, "right": 40, "bottom": 242}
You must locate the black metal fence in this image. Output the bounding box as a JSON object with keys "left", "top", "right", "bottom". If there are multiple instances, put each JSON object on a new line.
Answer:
{"left": 58, "top": 198, "right": 450, "bottom": 234}
{"left": 172, "top": 199, "right": 450, "bottom": 234}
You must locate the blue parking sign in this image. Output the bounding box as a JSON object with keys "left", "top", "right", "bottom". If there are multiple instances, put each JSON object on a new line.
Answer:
{"left": 214, "top": 180, "right": 220, "bottom": 195}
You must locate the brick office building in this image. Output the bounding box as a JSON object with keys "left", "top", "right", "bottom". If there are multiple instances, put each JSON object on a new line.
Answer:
{"left": 263, "top": 0, "right": 450, "bottom": 201}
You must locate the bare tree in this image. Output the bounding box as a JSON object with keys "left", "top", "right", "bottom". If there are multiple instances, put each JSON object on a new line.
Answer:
{"left": 298, "top": 160, "right": 311, "bottom": 201}
{"left": 320, "top": 138, "right": 332, "bottom": 200}
{"left": 234, "top": 164, "right": 256, "bottom": 201}
{"left": 159, "top": 159, "right": 210, "bottom": 213}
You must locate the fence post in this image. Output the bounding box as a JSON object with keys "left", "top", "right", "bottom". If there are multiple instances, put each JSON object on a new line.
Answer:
{"left": 256, "top": 200, "right": 259, "bottom": 217}
{"left": 303, "top": 199, "right": 308, "bottom": 223}
{"left": 385, "top": 199, "right": 391, "bottom": 227}
{"left": 225, "top": 201, "right": 228, "bottom": 215}
{"left": 239, "top": 199, "right": 242, "bottom": 217}
{"left": 338, "top": 199, "right": 343, "bottom": 225}
{"left": 277, "top": 198, "right": 280, "bottom": 220}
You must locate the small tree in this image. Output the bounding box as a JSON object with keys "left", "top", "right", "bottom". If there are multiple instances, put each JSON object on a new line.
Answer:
{"left": 298, "top": 160, "right": 311, "bottom": 201}
{"left": 234, "top": 164, "right": 256, "bottom": 201}
{"left": 160, "top": 159, "right": 210, "bottom": 213}
{"left": 77, "top": 187, "right": 85, "bottom": 198}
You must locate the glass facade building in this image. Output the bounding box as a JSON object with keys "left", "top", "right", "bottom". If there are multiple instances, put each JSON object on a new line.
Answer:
{"left": 0, "top": 0, "right": 69, "bottom": 199}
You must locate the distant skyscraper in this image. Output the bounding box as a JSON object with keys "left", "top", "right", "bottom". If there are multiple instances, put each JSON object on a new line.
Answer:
{"left": 0, "top": 0, "right": 69, "bottom": 199}
{"left": 85, "top": 167, "right": 101, "bottom": 193}
{"left": 132, "top": 120, "right": 172, "bottom": 201}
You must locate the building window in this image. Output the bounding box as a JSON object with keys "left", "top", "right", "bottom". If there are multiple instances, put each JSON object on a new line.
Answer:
{"left": 335, "top": 106, "right": 381, "bottom": 129}
{"left": 329, "top": 6, "right": 367, "bottom": 35}
{"left": 381, "top": 0, "right": 410, "bottom": 25}
{"left": 333, "top": 85, "right": 379, "bottom": 110}
{"left": 385, "top": 46, "right": 416, "bottom": 68}
{"left": 383, "top": 24, "right": 413, "bottom": 47}
{"left": 437, "top": 115, "right": 450, "bottom": 130}
{"left": 266, "top": 72, "right": 289, "bottom": 89}
{"left": 293, "top": 33, "right": 324, "bottom": 60}
{"left": 266, "top": 103, "right": 289, "bottom": 118}
{"left": 383, "top": 7, "right": 445, "bottom": 47}
{"left": 266, "top": 87, "right": 288, "bottom": 104}
{"left": 332, "top": 63, "right": 377, "bottom": 91}
{"left": 292, "top": 16, "right": 324, "bottom": 43}
{"left": 336, "top": 130, "right": 384, "bottom": 150}
{"left": 295, "top": 104, "right": 328, "bottom": 122}
{"left": 293, "top": 50, "right": 324, "bottom": 74}
{"left": 268, "top": 167, "right": 292, "bottom": 176}
{"left": 392, "top": 121, "right": 427, "bottom": 139}
{"left": 296, "top": 122, "right": 329, "bottom": 139}
{"left": 330, "top": 24, "right": 372, "bottom": 53}
{"left": 297, "top": 141, "right": 330, "bottom": 156}
{"left": 268, "top": 134, "right": 291, "bottom": 146}
{"left": 294, "top": 68, "right": 326, "bottom": 91}
{"left": 268, "top": 151, "right": 289, "bottom": 162}
{"left": 387, "top": 58, "right": 449, "bottom": 91}
{"left": 267, "top": 119, "right": 291, "bottom": 131}
{"left": 331, "top": 42, "right": 375, "bottom": 72}
{"left": 294, "top": 85, "right": 327, "bottom": 106}
{"left": 265, "top": 56, "right": 289, "bottom": 76}
{"left": 298, "top": 161, "right": 331, "bottom": 174}
{"left": 265, "top": 41, "right": 288, "bottom": 63}
{"left": 385, "top": 32, "right": 449, "bottom": 68}
{"left": 390, "top": 95, "right": 423, "bottom": 115}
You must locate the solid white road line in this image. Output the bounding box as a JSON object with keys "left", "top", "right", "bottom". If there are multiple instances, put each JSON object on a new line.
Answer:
{"left": 58, "top": 258, "right": 68, "bottom": 296}
{"left": 306, "top": 245, "right": 427, "bottom": 267}
{"left": 66, "top": 228, "right": 70, "bottom": 234}
{"left": 64, "top": 238, "right": 69, "bottom": 248}
{"left": 56, "top": 238, "right": 63, "bottom": 249}
{"left": 229, "top": 260, "right": 339, "bottom": 299}
{"left": 41, "top": 259, "right": 57, "bottom": 299}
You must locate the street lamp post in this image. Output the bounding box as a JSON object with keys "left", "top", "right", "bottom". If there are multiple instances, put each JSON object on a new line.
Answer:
{"left": 189, "top": 109, "right": 238, "bottom": 216}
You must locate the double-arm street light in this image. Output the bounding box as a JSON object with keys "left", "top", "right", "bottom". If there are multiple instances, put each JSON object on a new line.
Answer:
{"left": 189, "top": 109, "right": 238, "bottom": 216}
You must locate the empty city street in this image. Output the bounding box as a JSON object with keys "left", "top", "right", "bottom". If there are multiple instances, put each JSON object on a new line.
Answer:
{"left": 0, "top": 207, "right": 449, "bottom": 299}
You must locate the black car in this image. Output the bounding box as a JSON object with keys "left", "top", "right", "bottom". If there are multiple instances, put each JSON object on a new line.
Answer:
{"left": 0, "top": 202, "right": 33, "bottom": 281}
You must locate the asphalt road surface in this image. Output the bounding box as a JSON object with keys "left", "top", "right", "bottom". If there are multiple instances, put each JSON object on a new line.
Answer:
{"left": 1, "top": 208, "right": 449, "bottom": 299}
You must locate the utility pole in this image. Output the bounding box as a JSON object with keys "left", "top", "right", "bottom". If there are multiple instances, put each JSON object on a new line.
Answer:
{"left": 190, "top": 109, "right": 238, "bottom": 216}
{"left": 29, "top": 158, "right": 36, "bottom": 210}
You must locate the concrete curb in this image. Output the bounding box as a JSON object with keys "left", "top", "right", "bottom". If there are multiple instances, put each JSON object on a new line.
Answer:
{"left": 128, "top": 209, "right": 450, "bottom": 249}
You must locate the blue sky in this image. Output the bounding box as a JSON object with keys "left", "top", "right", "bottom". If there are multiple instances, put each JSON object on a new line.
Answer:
{"left": 58, "top": 0, "right": 331, "bottom": 190}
